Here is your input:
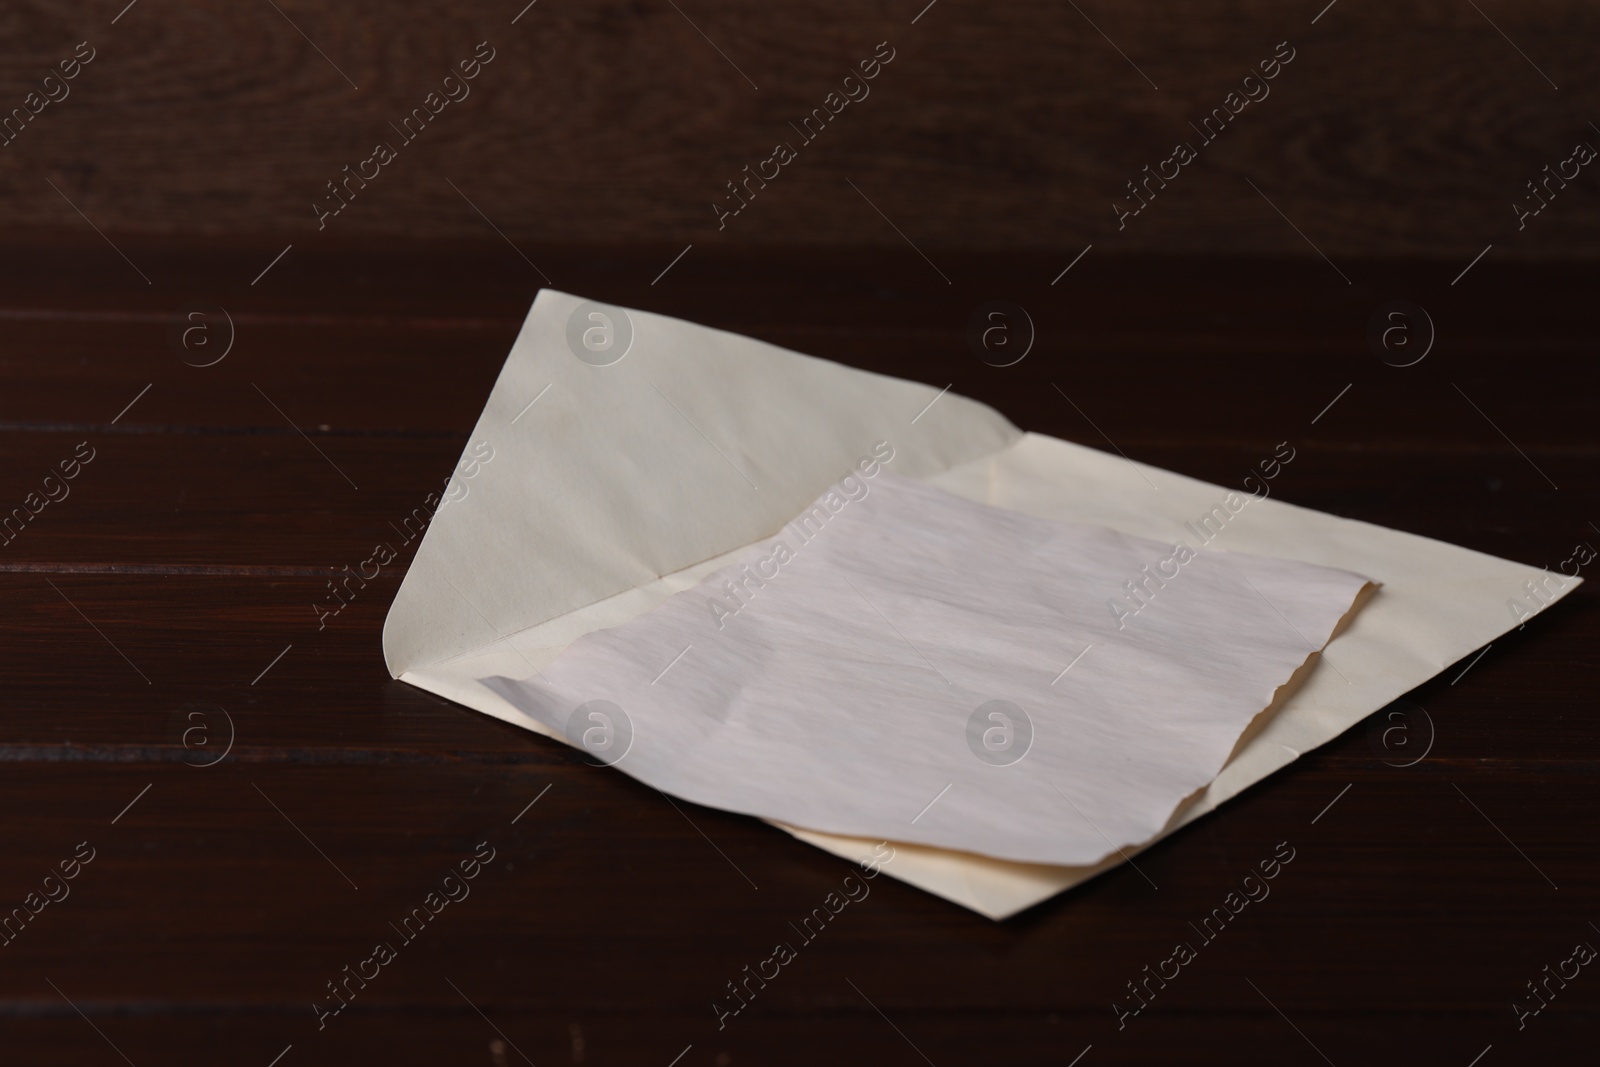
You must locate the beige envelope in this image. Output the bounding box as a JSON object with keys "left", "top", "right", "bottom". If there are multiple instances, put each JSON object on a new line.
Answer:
{"left": 383, "top": 289, "right": 1579, "bottom": 919}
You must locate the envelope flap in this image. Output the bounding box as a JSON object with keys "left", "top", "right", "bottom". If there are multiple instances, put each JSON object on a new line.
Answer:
{"left": 383, "top": 290, "right": 1022, "bottom": 676}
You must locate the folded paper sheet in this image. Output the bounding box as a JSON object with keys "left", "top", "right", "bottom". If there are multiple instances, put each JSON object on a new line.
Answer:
{"left": 384, "top": 289, "right": 1581, "bottom": 918}
{"left": 483, "top": 473, "right": 1371, "bottom": 866}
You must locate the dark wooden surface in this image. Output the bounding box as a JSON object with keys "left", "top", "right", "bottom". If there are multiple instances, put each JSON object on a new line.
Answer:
{"left": 3, "top": 0, "right": 1600, "bottom": 257}
{"left": 0, "top": 235, "right": 1594, "bottom": 1064}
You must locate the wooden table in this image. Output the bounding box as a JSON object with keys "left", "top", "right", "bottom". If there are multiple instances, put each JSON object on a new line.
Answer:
{"left": 2, "top": 236, "right": 1593, "bottom": 1064}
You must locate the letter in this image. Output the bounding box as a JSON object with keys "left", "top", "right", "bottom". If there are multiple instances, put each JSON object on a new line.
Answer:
{"left": 860, "top": 841, "right": 894, "bottom": 878}
{"left": 442, "top": 875, "right": 470, "bottom": 903}
{"left": 857, "top": 456, "right": 881, "bottom": 478}
{"left": 1575, "top": 143, "right": 1597, "bottom": 166}
{"left": 1558, "top": 154, "right": 1580, "bottom": 181}
{"left": 358, "top": 557, "right": 380, "bottom": 581}
{"left": 756, "top": 954, "right": 781, "bottom": 980}
{"left": 1114, "top": 999, "right": 1137, "bottom": 1029}
{"left": 1125, "top": 179, "right": 1151, "bottom": 207}
{"left": 23, "top": 492, "right": 46, "bottom": 515}
{"left": 774, "top": 142, "right": 797, "bottom": 165}
{"left": 1172, "top": 542, "right": 1196, "bottom": 565}
{"left": 1580, "top": 542, "right": 1598, "bottom": 565}
{"left": 736, "top": 565, "right": 766, "bottom": 599}
{"left": 713, "top": 200, "right": 738, "bottom": 230}
{"left": 1198, "top": 913, "right": 1225, "bottom": 940}
{"left": 475, "top": 840, "right": 496, "bottom": 863}
{"left": 1195, "top": 505, "right": 1230, "bottom": 540}
{"left": 401, "top": 109, "right": 429, "bottom": 138}
{"left": 794, "top": 503, "right": 831, "bottom": 540}
{"left": 709, "top": 598, "right": 736, "bottom": 630}
{"left": 1114, "top": 201, "right": 1138, "bottom": 230}
{"left": 757, "top": 155, "right": 780, "bottom": 181}
{"left": 739, "top": 164, "right": 766, "bottom": 199}
{"left": 1242, "top": 875, "right": 1270, "bottom": 903}
{"left": 1199, "top": 111, "right": 1228, "bottom": 140}
{"left": 58, "top": 857, "right": 82, "bottom": 880}
{"left": 839, "top": 474, "right": 869, "bottom": 502}
{"left": 754, "top": 553, "right": 780, "bottom": 581}
{"left": 1124, "top": 981, "right": 1147, "bottom": 1010}
{"left": 1, "top": 508, "right": 30, "bottom": 542}
{"left": 314, "top": 200, "right": 339, "bottom": 230}
{"left": 374, "top": 941, "right": 397, "bottom": 965}
{"left": 1108, "top": 598, "right": 1139, "bottom": 630}
{"left": 1257, "top": 856, "right": 1282, "bottom": 880}
{"left": 313, "top": 597, "right": 339, "bottom": 631}
{"left": 41, "top": 875, "right": 69, "bottom": 903}
{"left": 1509, "top": 596, "right": 1537, "bottom": 629}
{"left": 872, "top": 440, "right": 895, "bottom": 463}
{"left": 74, "top": 842, "right": 95, "bottom": 863}
{"left": 475, "top": 41, "right": 497, "bottom": 63}
{"left": 59, "top": 57, "right": 82, "bottom": 79}
{"left": 791, "top": 112, "right": 826, "bottom": 141}
{"left": 713, "top": 999, "right": 736, "bottom": 1029}
{"left": 1274, "top": 41, "right": 1295, "bottom": 63}
{"left": 374, "top": 142, "right": 398, "bottom": 165}
{"left": 340, "top": 965, "right": 366, "bottom": 997}
{"left": 1241, "top": 75, "right": 1270, "bottom": 103}
{"left": 368, "top": 544, "right": 395, "bottom": 570}
{"left": 24, "top": 92, "right": 48, "bottom": 115}
{"left": 858, "top": 57, "right": 882, "bottom": 79}
{"left": 42, "top": 76, "right": 70, "bottom": 103}
{"left": 58, "top": 456, "right": 82, "bottom": 479}
{"left": 823, "top": 91, "right": 848, "bottom": 115}
{"left": 423, "top": 891, "right": 448, "bottom": 914}
{"left": 1274, "top": 841, "right": 1296, "bottom": 863}
{"left": 24, "top": 892, "right": 47, "bottom": 915}
{"left": 397, "top": 910, "right": 427, "bottom": 940}
{"left": 358, "top": 155, "right": 381, "bottom": 180}
{"left": 874, "top": 41, "right": 896, "bottom": 62}
{"left": 357, "top": 955, "right": 381, "bottom": 980}
{"left": 459, "top": 57, "right": 483, "bottom": 79}
{"left": 442, "top": 76, "right": 470, "bottom": 103}
{"left": 325, "top": 980, "right": 349, "bottom": 1007}
{"left": 1242, "top": 474, "right": 1270, "bottom": 501}
{"left": 1157, "top": 156, "right": 1181, "bottom": 180}
{"left": 1540, "top": 164, "right": 1567, "bottom": 200}
{"left": 841, "top": 875, "right": 870, "bottom": 903}
{"left": 1140, "top": 164, "right": 1168, "bottom": 198}
{"left": 1513, "top": 1000, "right": 1535, "bottom": 1029}
{"left": 740, "top": 964, "right": 767, "bottom": 996}
{"left": 1525, "top": 179, "right": 1548, "bottom": 207}
{"left": 339, "top": 564, "right": 367, "bottom": 596}
{"left": 723, "top": 179, "right": 749, "bottom": 210}
{"left": 1135, "top": 565, "right": 1167, "bottom": 600}
{"left": 1575, "top": 942, "right": 1597, "bottom": 966}
{"left": 823, "top": 891, "right": 847, "bottom": 915}
{"left": 1525, "top": 981, "right": 1547, "bottom": 1009}
{"left": 799, "top": 908, "right": 829, "bottom": 938}
{"left": 1, "top": 909, "right": 31, "bottom": 941}
{"left": 1542, "top": 964, "right": 1567, "bottom": 995}
{"left": 314, "top": 999, "right": 340, "bottom": 1028}
{"left": 1140, "top": 968, "right": 1163, "bottom": 1000}
{"left": 1157, "top": 954, "right": 1181, "bottom": 980}
{"left": 1223, "top": 90, "right": 1248, "bottom": 114}
{"left": 1219, "top": 491, "right": 1244, "bottom": 514}
{"left": 42, "top": 475, "right": 69, "bottom": 503}
{"left": 842, "top": 75, "right": 870, "bottom": 102}
{"left": 2, "top": 108, "right": 31, "bottom": 142}
{"left": 1174, "top": 142, "right": 1198, "bottom": 165}
{"left": 1258, "top": 56, "right": 1282, "bottom": 79}
{"left": 1174, "top": 942, "right": 1198, "bottom": 965}
{"left": 1223, "top": 891, "right": 1248, "bottom": 915}
{"left": 327, "top": 178, "right": 353, "bottom": 206}
{"left": 421, "top": 91, "right": 448, "bottom": 116}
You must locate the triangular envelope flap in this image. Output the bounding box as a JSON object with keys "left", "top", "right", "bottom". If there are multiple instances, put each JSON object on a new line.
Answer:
{"left": 383, "top": 289, "right": 1022, "bottom": 676}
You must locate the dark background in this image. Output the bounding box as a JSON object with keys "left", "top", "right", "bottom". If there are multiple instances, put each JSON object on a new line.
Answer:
{"left": 1, "top": 1, "right": 1595, "bottom": 1064}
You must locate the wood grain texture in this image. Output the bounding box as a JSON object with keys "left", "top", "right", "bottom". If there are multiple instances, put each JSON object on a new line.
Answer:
{"left": 1, "top": 1, "right": 1599, "bottom": 257}
{"left": 0, "top": 237, "right": 1595, "bottom": 1064}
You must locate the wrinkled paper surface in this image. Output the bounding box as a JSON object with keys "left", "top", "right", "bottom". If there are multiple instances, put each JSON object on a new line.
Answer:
{"left": 482, "top": 473, "right": 1370, "bottom": 866}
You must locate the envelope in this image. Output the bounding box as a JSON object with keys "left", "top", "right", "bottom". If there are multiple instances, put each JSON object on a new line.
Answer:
{"left": 383, "top": 289, "right": 1580, "bottom": 919}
